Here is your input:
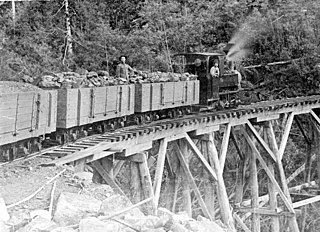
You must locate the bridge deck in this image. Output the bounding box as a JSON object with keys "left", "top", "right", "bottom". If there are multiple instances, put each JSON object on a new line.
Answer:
{"left": 43, "top": 95, "right": 320, "bottom": 166}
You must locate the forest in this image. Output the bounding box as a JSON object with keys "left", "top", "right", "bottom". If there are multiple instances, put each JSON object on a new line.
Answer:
{"left": 0, "top": 0, "right": 320, "bottom": 94}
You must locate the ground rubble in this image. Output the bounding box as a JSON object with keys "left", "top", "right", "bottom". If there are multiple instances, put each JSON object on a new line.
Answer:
{"left": 1, "top": 165, "right": 227, "bottom": 232}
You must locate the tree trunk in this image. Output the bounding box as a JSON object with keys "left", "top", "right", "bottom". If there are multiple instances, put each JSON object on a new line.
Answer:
{"left": 64, "top": 0, "right": 73, "bottom": 63}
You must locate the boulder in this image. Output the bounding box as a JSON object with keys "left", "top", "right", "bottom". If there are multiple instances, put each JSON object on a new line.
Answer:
{"left": 42, "top": 75, "right": 55, "bottom": 82}
{"left": 73, "top": 171, "right": 93, "bottom": 184}
{"left": 0, "top": 220, "right": 10, "bottom": 232}
{"left": 0, "top": 198, "right": 10, "bottom": 222}
{"left": 171, "top": 222, "right": 191, "bottom": 232}
{"left": 80, "top": 183, "right": 114, "bottom": 201}
{"left": 169, "top": 73, "right": 180, "bottom": 82}
{"left": 158, "top": 208, "right": 226, "bottom": 232}
{"left": 53, "top": 192, "right": 101, "bottom": 226}
{"left": 79, "top": 217, "right": 120, "bottom": 232}
{"left": 158, "top": 208, "right": 191, "bottom": 225}
{"left": 87, "top": 71, "right": 98, "bottom": 79}
{"left": 124, "top": 215, "right": 162, "bottom": 230}
{"left": 21, "top": 75, "right": 34, "bottom": 83}
{"left": 51, "top": 227, "right": 77, "bottom": 232}
{"left": 16, "top": 216, "right": 57, "bottom": 232}
{"left": 186, "top": 220, "right": 226, "bottom": 232}
{"left": 6, "top": 210, "right": 30, "bottom": 230}
{"left": 39, "top": 80, "right": 61, "bottom": 88}
{"left": 196, "top": 216, "right": 227, "bottom": 232}
{"left": 63, "top": 72, "right": 81, "bottom": 79}
{"left": 74, "top": 172, "right": 93, "bottom": 186}
{"left": 99, "top": 194, "right": 144, "bottom": 218}
{"left": 143, "top": 228, "right": 166, "bottom": 232}
{"left": 29, "top": 210, "right": 51, "bottom": 220}
{"left": 0, "top": 81, "right": 42, "bottom": 92}
{"left": 97, "top": 70, "right": 109, "bottom": 76}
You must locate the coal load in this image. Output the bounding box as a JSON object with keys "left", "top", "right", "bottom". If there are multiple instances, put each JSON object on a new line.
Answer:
{"left": 130, "top": 70, "right": 197, "bottom": 83}
{"left": 37, "top": 71, "right": 116, "bottom": 89}
{"left": 22, "top": 70, "right": 197, "bottom": 89}
{"left": 29, "top": 69, "right": 197, "bottom": 89}
{"left": 0, "top": 81, "right": 42, "bottom": 93}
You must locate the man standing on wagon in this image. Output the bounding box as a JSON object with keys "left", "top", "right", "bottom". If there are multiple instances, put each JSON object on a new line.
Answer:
{"left": 116, "top": 55, "right": 134, "bottom": 81}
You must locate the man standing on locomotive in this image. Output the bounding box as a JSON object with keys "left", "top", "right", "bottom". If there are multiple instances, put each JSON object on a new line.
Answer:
{"left": 116, "top": 56, "right": 134, "bottom": 80}
{"left": 210, "top": 62, "right": 220, "bottom": 78}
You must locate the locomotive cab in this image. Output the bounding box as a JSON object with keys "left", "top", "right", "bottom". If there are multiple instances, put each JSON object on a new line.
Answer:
{"left": 173, "top": 52, "right": 240, "bottom": 107}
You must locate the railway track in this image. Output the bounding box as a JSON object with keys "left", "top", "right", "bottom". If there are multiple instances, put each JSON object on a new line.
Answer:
{"left": 3, "top": 94, "right": 320, "bottom": 167}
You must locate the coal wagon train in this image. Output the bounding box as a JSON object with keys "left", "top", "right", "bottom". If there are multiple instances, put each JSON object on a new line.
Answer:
{"left": 0, "top": 52, "right": 246, "bottom": 162}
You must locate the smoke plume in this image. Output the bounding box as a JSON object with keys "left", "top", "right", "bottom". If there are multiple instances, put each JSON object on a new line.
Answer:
{"left": 226, "top": 15, "right": 265, "bottom": 62}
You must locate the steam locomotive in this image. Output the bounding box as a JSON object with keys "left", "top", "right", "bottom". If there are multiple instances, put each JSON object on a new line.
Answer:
{"left": 0, "top": 51, "right": 244, "bottom": 161}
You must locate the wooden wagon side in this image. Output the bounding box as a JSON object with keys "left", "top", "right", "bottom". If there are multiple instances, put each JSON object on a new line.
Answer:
{"left": 56, "top": 85, "right": 135, "bottom": 129}
{"left": 134, "top": 80, "right": 200, "bottom": 113}
{"left": 0, "top": 90, "right": 57, "bottom": 145}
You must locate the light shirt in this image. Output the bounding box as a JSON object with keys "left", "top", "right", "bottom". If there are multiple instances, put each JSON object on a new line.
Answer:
{"left": 210, "top": 66, "right": 220, "bottom": 78}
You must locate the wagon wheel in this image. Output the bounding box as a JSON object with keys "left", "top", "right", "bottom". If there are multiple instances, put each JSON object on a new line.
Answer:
{"left": 0, "top": 145, "right": 10, "bottom": 161}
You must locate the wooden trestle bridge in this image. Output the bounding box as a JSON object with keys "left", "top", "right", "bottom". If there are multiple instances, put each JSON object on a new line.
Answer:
{"left": 42, "top": 95, "right": 320, "bottom": 232}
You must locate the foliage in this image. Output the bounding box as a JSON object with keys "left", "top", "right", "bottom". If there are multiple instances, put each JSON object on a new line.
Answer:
{"left": 0, "top": 0, "right": 318, "bottom": 80}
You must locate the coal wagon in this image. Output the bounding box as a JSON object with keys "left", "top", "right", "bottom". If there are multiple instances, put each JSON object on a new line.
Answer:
{"left": 56, "top": 85, "right": 134, "bottom": 142}
{"left": 0, "top": 90, "right": 57, "bottom": 160}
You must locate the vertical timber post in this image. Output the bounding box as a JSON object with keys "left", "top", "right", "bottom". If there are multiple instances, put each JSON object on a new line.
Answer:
{"left": 153, "top": 138, "right": 168, "bottom": 213}
{"left": 231, "top": 128, "right": 246, "bottom": 206}
{"left": 178, "top": 139, "right": 192, "bottom": 217}
{"left": 208, "top": 132, "right": 236, "bottom": 231}
{"left": 249, "top": 131, "right": 260, "bottom": 232}
{"left": 265, "top": 120, "right": 300, "bottom": 232}
{"left": 201, "top": 136, "right": 216, "bottom": 219}
{"left": 138, "top": 152, "right": 155, "bottom": 214}
{"left": 314, "top": 123, "right": 320, "bottom": 187}
{"left": 164, "top": 145, "right": 179, "bottom": 211}
{"left": 130, "top": 157, "right": 142, "bottom": 204}
{"left": 264, "top": 122, "right": 280, "bottom": 232}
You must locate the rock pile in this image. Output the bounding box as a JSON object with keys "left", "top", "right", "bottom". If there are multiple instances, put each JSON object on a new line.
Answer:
{"left": 37, "top": 71, "right": 117, "bottom": 89}
{"left": 21, "top": 70, "right": 198, "bottom": 89}
{"left": 0, "top": 81, "right": 42, "bottom": 93}
{"left": 1, "top": 181, "right": 227, "bottom": 232}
